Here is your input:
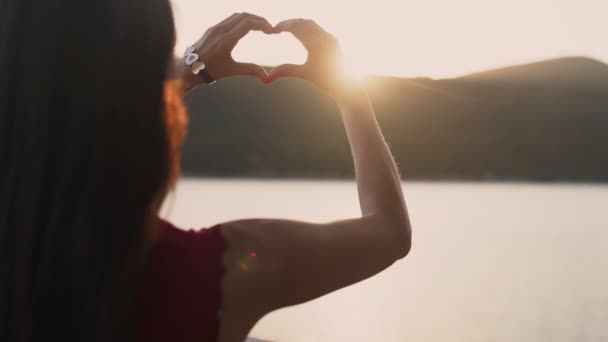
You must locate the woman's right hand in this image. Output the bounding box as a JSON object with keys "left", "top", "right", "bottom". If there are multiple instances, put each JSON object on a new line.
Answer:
{"left": 268, "top": 19, "right": 352, "bottom": 98}
{"left": 180, "top": 13, "right": 273, "bottom": 86}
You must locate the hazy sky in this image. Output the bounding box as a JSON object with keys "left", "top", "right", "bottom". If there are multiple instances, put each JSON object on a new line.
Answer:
{"left": 172, "top": 0, "right": 607, "bottom": 78}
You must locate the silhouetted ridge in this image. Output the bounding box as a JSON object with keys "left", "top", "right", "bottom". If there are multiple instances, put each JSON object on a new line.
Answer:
{"left": 462, "top": 57, "right": 608, "bottom": 87}
{"left": 182, "top": 57, "right": 608, "bottom": 182}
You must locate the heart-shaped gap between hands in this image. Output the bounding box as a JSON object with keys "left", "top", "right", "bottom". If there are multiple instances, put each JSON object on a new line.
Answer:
{"left": 231, "top": 32, "right": 308, "bottom": 81}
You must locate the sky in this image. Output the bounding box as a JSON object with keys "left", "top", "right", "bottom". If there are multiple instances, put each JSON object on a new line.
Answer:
{"left": 172, "top": 0, "right": 607, "bottom": 79}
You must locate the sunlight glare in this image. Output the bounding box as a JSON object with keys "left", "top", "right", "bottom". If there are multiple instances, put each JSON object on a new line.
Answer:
{"left": 343, "top": 54, "right": 372, "bottom": 81}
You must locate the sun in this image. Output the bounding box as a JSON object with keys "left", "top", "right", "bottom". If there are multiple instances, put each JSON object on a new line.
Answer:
{"left": 343, "top": 56, "right": 371, "bottom": 84}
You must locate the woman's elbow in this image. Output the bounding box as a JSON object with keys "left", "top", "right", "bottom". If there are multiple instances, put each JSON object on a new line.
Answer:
{"left": 373, "top": 211, "right": 412, "bottom": 260}
{"left": 386, "top": 215, "right": 412, "bottom": 260}
{"left": 395, "top": 222, "right": 412, "bottom": 259}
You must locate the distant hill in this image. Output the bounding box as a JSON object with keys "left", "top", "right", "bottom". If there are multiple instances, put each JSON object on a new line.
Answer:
{"left": 181, "top": 57, "right": 608, "bottom": 182}
{"left": 463, "top": 57, "right": 608, "bottom": 87}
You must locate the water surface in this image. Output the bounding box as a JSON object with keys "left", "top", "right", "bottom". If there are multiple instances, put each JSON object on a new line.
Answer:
{"left": 163, "top": 180, "right": 608, "bottom": 342}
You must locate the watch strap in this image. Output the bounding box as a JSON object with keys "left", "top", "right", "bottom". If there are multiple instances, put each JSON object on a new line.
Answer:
{"left": 198, "top": 67, "right": 216, "bottom": 85}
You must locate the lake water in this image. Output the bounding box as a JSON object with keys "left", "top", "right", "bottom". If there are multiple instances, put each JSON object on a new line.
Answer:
{"left": 162, "top": 180, "right": 608, "bottom": 342}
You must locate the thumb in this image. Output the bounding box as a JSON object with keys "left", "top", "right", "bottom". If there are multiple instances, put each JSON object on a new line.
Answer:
{"left": 232, "top": 62, "right": 269, "bottom": 81}
{"left": 267, "top": 64, "right": 306, "bottom": 83}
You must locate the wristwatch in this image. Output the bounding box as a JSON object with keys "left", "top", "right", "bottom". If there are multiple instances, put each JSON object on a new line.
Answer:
{"left": 183, "top": 46, "right": 215, "bottom": 85}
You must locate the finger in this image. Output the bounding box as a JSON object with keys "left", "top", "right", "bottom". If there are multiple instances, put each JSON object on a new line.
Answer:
{"left": 225, "top": 18, "right": 274, "bottom": 42}
{"left": 274, "top": 18, "right": 325, "bottom": 33}
{"left": 267, "top": 64, "right": 307, "bottom": 82}
{"left": 273, "top": 19, "right": 307, "bottom": 34}
{"left": 307, "top": 19, "right": 325, "bottom": 31}
{"left": 273, "top": 19, "right": 323, "bottom": 50}
{"left": 217, "top": 13, "right": 239, "bottom": 26}
{"left": 204, "top": 13, "right": 239, "bottom": 38}
{"left": 220, "top": 12, "right": 273, "bottom": 33}
{"left": 231, "top": 62, "right": 269, "bottom": 80}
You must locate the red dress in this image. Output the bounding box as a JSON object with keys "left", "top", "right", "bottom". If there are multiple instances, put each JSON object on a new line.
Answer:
{"left": 135, "top": 219, "right": 226, "bottom": 342}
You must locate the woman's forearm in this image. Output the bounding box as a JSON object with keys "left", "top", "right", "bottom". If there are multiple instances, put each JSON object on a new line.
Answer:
{"left": 336, "top": 86, "right": 411, "bottom": 239}
{"left": 174, "top": 57, "right": 203, "bottom": 96}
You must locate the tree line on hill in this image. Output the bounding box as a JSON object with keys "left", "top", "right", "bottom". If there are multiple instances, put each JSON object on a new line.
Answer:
{"left": 181, "top": 57, "right": 608, "bottom": 182}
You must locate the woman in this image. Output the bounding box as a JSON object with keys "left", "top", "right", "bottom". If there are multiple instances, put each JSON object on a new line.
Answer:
{"left": 0, "top": 1, "right": 411, "bottom": 341}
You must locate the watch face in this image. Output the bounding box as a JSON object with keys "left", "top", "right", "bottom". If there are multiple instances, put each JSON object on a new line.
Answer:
{"left": 192, "top": 61, "right": 206, "bottom": 75}
{"left": 185, "top": 52, "right": 199, "bottom": 66}
{"left": 183, "top": 46, "right": 196, "bottom": 58}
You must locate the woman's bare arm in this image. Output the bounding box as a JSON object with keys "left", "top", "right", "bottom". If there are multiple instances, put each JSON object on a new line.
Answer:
{"left": 336, "top": 87, "right": 411, "bottom": 232}
{"left": 216, "top": 19, "right": 412, "bottom": 342}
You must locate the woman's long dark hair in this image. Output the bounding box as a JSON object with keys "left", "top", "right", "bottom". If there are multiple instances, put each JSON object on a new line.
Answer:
{"left": 0, "top": 0, "right": 181, "bottom": 341}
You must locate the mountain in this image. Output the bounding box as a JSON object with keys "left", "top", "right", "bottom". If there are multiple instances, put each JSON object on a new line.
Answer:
{"left": 181, "top": 57, "right": 608, "bottom": 182}
{"left": 463, "top": 57, "right": 608, "bottom": 87}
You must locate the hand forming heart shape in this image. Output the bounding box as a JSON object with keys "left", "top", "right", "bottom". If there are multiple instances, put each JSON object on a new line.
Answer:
{"left": 182, "top": 13, "right": 346, "bottom": 96}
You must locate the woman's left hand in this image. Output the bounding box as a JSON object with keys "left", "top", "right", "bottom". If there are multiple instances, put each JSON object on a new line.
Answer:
{"left": 180, "top": 13, "right": 274, "bottom": 88}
